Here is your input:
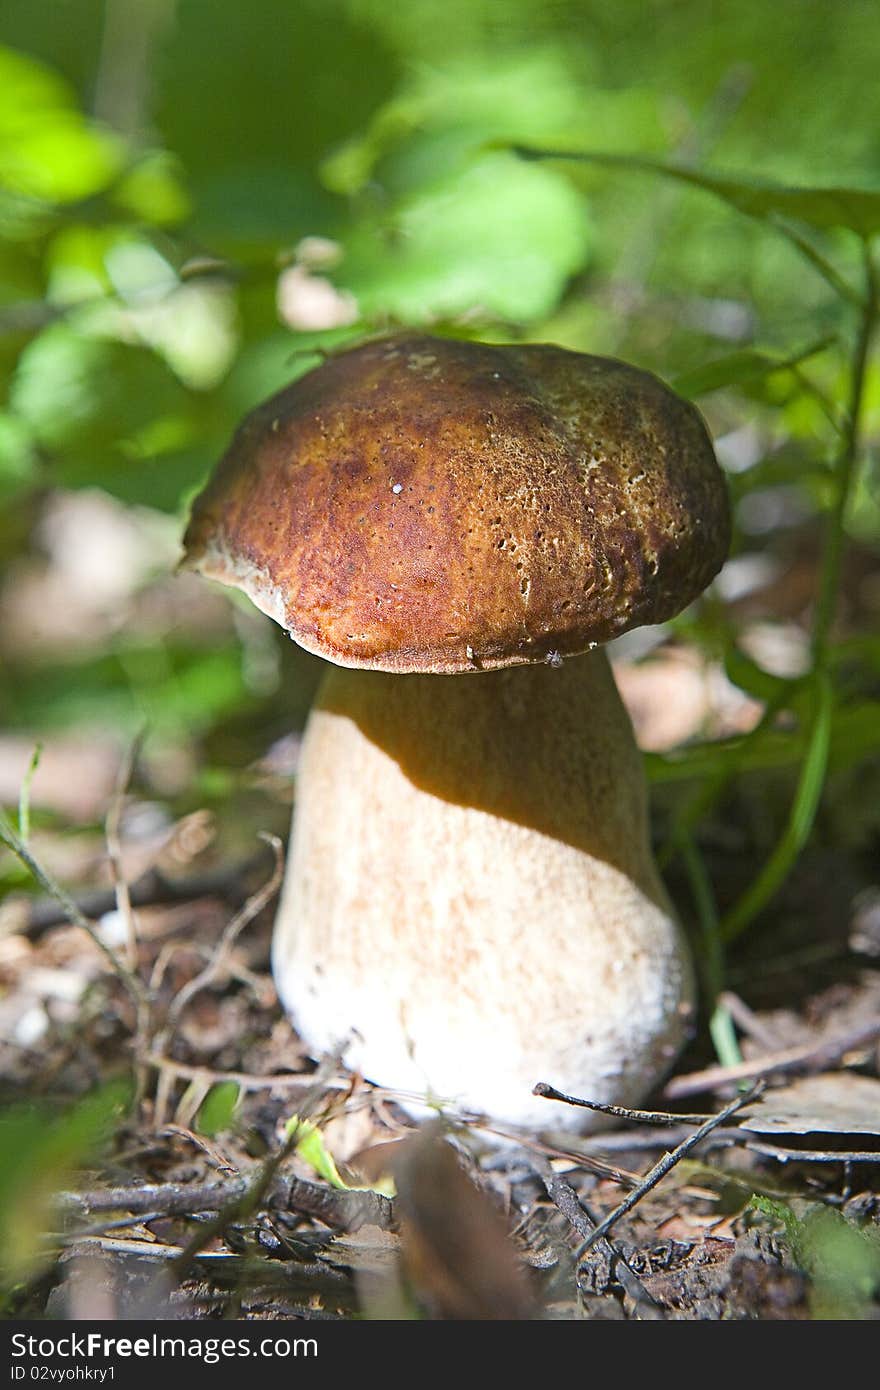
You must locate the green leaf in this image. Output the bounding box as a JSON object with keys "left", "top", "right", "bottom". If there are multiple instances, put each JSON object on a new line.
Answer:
{"left": 0, "top": 46, "right": 123, "bottom": 204}
{"left": 342, "top": 152, "right": 591, "bottom": 324}
{"left": 672, "top": 336, "right": 835, "bottom": 398}
{"left": 196, "top": 1081, "right": 241, "bottom": 1138}
{"left": 749, "top": 1195, "right": 880, "bottom": 1318}
{"left": 723, "top": 646, "right": 792, "bottom": 703}
{"left": 647, "top": 695, "right": 880, "bottom": 786}
{"left": 289, "top": 1119, "right": 349, "bottom": 1190}
{"left": 5, "top": 640, "right": 253, "bottom": 740}
{"left": 9, "top": 322, "right": 207, "bottom": 508}
{"left": 287, "top": 1118, "right": 394, "bottom": 1197}
{"left": 720, "top": 671, "right": 833, "bottom": 942}
{"left": 514, "top": 146, "right": 880, "bottom": 237}
{"left": 0, "top": 411, "right": 38, "bottom": 497}
{"left": 113, "top": 152, "right": 192, "bottom": 227}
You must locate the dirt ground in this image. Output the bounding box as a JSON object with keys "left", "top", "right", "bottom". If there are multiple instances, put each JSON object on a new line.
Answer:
{"left": 1, "top": 815, "right": 878, "bottom": 1321}
{"left": 0, "top": 500, "right": 878, "bottom": 1321}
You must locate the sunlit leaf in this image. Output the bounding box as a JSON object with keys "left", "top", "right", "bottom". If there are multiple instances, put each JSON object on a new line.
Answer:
{"left": 196, "top": 1081, "right": 241, "bottom": 1137}
{"left": 113, "top": 151, "right": 192, "bottom": 227}
{"left": 341, "top": 153, "right": 590, "bottom": 323}
{"left": 0, "top": 411, "right": 37, "bottom": 497}
{"left": 291, "top": 1120, "right": 350, "bottom": 1190}
{"left": 8, "top": 321, "right": 212, "bottom": 507}
{"left": 0, "top": 47, "right": 122, "bottom": 204}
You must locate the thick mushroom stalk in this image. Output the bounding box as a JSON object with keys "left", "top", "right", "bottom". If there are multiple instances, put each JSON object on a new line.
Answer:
{"left": 274, "top": 652, "right": 694, "bottom": 1130}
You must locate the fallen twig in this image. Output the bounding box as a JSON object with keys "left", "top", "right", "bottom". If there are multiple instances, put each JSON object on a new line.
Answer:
{"left": 19, "top": 847, "right": 275, "bottom": 939}
{"left": 741, "top": 1139, "right": 880, "bottom": 1165}
{"left": 144, "top": 1055, "right": 322, "bottom": 1091}
{"left": 58, "top": 1171, "right": 395, "bottom": 1233}
{"left": 663, "top": 1020, "right": 880, "bottom": 1099}
{"left": 575, "top": 1082, "right": 763, "bottom": 1258}
{"left": 105, "top": 731, "right": 146, "bottom": 973}
{"left": 169, "top": 1053, "right": 353, "bottom": 1279}
{"left": 533, "top": 1081, "right": 713, "bottom": 1126}
{"left": 529, "top": 1155, "right": 661, "bottom": 1316}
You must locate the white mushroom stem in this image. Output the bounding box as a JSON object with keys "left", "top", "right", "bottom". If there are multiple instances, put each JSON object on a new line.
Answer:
{"left": 272, "top": 650, "right": 695, "bottom": 1131}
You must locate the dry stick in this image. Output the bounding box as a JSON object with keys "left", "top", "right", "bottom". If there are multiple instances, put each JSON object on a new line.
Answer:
{"left": 717, "top": 991, "right": 786, "bottom": 1051}
{"left": 575, "top": 1083, "right": 763, "bottom": 1259}
{"left": 23, "top": 848, "right": 274, "bottom": 939}
{"left": 103, "top": 732, "right": 153, "bottom": 1101}
{"left": 104, "top": 731, "right": 146, "bottom": 973}
{"left": 663, "top": 1018, "right": 880, "bottom": 1100}
{"left": 533, "top": 1081, "right": 713, "bottom": 1127}
{"left": 530, "top": 1155, "right": 661, "bottom": 1316}
{"left": 144, "top": 1055, "right": 326, "bottom": 1092}
{"left": 58, "top": 1171, "right": 394, "bottom": 1232}
{"left": 0, "top": 810, "right": 146, "bottom": 1015}
{"left": 159, "top": 1123, "right": 238, "bottom": 1176}
{"left": 149, "top": 834, "right": 284, "bottom": 1126}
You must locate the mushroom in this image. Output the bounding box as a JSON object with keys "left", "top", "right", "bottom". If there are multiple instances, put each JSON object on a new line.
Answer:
{"left": 182, "top": 333, "right": 730, "bottom": 1130}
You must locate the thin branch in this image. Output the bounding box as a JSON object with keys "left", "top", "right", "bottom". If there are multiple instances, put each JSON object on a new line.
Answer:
{"left": 58, "top": 1171, "right": 395, "bottom": 1233}
{"left": 533, "top": 1082, "right": 712, "bottom": 1127}
{"left": 20, "top": 847, "right": 275, "bottom": 939}
{"left": 575, "top": 1083, "right": 763, "bottom": 1257}
{"left": 663, "top": 1017, "right": 880, "bottom": 1099}
{"left": 530, "top": 1155, "right": 661, "bottom": 1316}
{"left": 169, "top": 1054, "right": 348, "bottom": 1280}
{"left": 104, "top": 730, "right": 146, "bottom": 972}
{"left": 144, "top": 1055, "right": 322, "bottom": 1092}
{"left": 0, "top": 810, "right": 146, "bottom": 1013}
{"left": 159, "top": 833, "right": 283, "bottom": 1039}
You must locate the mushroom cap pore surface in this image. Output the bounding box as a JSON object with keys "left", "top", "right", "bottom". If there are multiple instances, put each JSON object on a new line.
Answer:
{"left": 182, "top": 333, "right": 731, "bottom": 673}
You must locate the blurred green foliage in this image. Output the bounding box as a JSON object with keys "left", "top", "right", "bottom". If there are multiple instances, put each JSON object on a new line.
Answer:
{"left": 0, "top": 1081, "right": 129, "bottom": 1293}
{"left": 751, "top": 1195, "right": 880, "bottom": 1319}
{"left": 0, "top": 0, "right": 878, "bottom": 911}
{"left": 0, "top": 3, "right": 878, "bottom": 1320}
{"left": 195, "top": 1079, "right": 241, "bottom": 1138}
{"left": 0, "top": 0, "right": 877, "bottom": 522}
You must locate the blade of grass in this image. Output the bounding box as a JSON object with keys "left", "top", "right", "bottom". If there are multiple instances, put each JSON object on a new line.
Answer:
{"left": 0, "top": 809, "right": 146, "bottom": 1012}
{"left": 720, "top": 670, "right": 833, "bottom": 944}
{"left": 678, "top": 831, "right": 742, "bottom": 1067}
{"left": 17, "top": 743, "right": 42, "bottom": 845}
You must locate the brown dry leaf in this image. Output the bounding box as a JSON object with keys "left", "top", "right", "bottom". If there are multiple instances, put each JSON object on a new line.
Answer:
{"left": 392, "top": 1126, "right": 535, "bottom": 1320}
{"left": 738, "top": 1072, "right": 880, "bottom": 1138}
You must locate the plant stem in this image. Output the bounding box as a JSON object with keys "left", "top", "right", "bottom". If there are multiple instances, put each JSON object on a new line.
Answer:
{"left": 0, "top": 810, "right": 147, "bottom": 1013}
{"left": 811, "top": 239, "right": 878, "bottom": 665}
{"left": 678, "top": 831, "right": 742, "bottom": 1067}
{"left": 720, "top": 238, "right": 877, "bottom": 944}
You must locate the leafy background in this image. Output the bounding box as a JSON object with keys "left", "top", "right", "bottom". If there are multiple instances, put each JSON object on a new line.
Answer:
{"left": 0, "top": 0, "right": 879, "bottom": 1318}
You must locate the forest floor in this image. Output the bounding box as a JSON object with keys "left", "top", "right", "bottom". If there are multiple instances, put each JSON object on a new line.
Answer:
{"left": 1, "top": 800, "right": 878, "bottom": 1321}
{"left": 0, "top": 497, "right": 878, "bottom": 1321}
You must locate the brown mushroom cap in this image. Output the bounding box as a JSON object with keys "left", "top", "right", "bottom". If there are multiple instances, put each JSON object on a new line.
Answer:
{"left": 182, "top": 333, "right": 730, "bottom": 674}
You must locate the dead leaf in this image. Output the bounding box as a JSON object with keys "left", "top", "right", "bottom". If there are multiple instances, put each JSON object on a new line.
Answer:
{"left": 739, "top": 1073, "right": 880, "bottom": 1138}
{"left": 392, "top": 1126, "right": 535, "bottom": 1320}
